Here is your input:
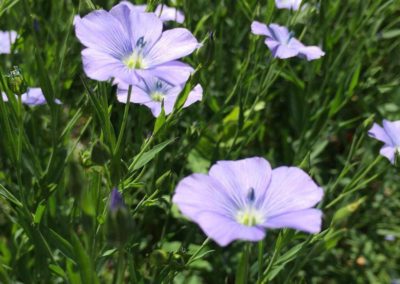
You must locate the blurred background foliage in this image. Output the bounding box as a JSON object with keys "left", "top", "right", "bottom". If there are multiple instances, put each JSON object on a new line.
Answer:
{"left": 0, "top": 0, "right": 400, "bottom": 283}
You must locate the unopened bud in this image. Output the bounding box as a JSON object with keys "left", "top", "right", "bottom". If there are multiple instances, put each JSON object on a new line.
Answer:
{"left": 106, "top": 188, "right": 133, "bottom": 245}
{"left": 91, "top": 141, "right": 110, "bottom": 165}
{"left": 110, "top": 188, "right": 125, "bottom": 212}
{"left": 149, "top": 249, "right": 169, "bottom": 267}
{"left": 6, "top": 66, "right": 28, "bottom": 95}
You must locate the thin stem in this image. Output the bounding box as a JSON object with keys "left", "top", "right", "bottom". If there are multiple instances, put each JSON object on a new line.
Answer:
{"left": 114, "top": 85, "right": 132, "bottom": 157}
{"left": 187, "top": 237, "right": 210, "bottom": 265}
{"left": 113, "top": 246, "right": 125, "bottom": 284}
{"left": 326, "top": 155, "right": 384, "bottom": 208}
{"left": 126, "top": 111, "right": 176, "bottom": 174}
{"left": 168, "top": 237, "right": 211, "bottom": 282}
{"left": 16, "top": 95, "right": 28, "bottom": 207}
{"left": 127, "top": 135, "right": 155, "bottom": 172}
{"left": 257, "top": 241, "right": 264, "bottom": 284}
{"left": 236, "top": 243, "right": 251, "bottom": 284}
{"left": 112, "top": 85, "right": 132, "bottom": 184}
{"left": 263, "top": 246, "right": 278, "bottom": 280}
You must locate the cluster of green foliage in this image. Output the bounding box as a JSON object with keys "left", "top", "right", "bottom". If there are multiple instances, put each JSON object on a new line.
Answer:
{"left": 0, "top": 0, "right": 400, "bottom": 283}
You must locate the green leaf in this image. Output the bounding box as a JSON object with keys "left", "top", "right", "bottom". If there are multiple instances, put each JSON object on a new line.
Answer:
{"left": 43, "top": 228, "right": 76, "bottom": 262}
{"left": 381, "top": 29, "right": 400, "bottom": 39}
{"left": 129, "top": 138, "right": 176, "bottom": 172}
{"left": 49, "top": 264, "right": 66, "bottom": 278}
{"left": 0, "top": 184, "right": 22, "bottom": 207}
{"left": 265, "top": 243, "right": 304, "bottom": 281}
{"left": 173, "top": 80, "right": 192, "bottom": 112}
{"left": 332, "top": 197, "right": 367, "bottom": 224}
{"left": 153, "top": 105, "right": 166, "bottom": 133}
{"left": 66, "top": 259, "right": 81, "bottom": 284}
{"left": 264, "top": 0, "right": 275, "bottom": 22}
{"left": 0, "top": 0, "right": 19, "bottom": 18}
{"left": 235, "top": 245, "right": 250, "bottom": 284}
{"left": 0, "top": 258, "right": 10, "bottom": 284}
{"left": 33, "top": 200, "right": 46, "bottom": 224}
{"left": 101, "top": 249, "right": 117, "bottom": 257}
{"left": 275, "top": 243, "right": 304, "bottom": 266}
{"left": 34, "top": 50, "right": 56, "bottom": 106}
{"left": 188, "top": 249, "right": 214, "bottom": 265}
{"left": 70, "top": 231, "right": 99, "bottom": 284}
{"left": 347, "top": 63, "right": 361, "bottom": 96}
{"left": 323, "top": 229, "right": 347, "bottom": 250}
{"left": 156, "top": 170, "right": 171, "bottom": 186}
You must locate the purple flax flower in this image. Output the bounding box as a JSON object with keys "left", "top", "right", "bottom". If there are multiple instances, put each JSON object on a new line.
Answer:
{"left": 173, "top": 157, "right": 323, "bottom": 246}
{"left": 0, "top": 30, "right": 17, "bottom": 54}
{"left": 275, "top": 0, "right": 302, "bottom": 10}
{"left": 110, "top": 188, "right": 125, "bottom": 212}
{"left": 1, "top": 92, "right": 8, "bottom": 102}
{"left": 117, "top": 75, "right": 202, "bottom": 117}
{"left": 74, "top": 3, "right": 199, "bottom": 85}
{"left": 251, "top": 22, "right": 325, "bottom": 61}
{"left": 118, "top": 1, "right": 185, "bottom": 23}
{"left": 1, "top": 88, "right": 61, "bottom": 106}
{"left": 368, "top": 120, "right": 400, "bottom": 164}
{"left": 385, "top": 234, "right": 396, "bottom": 241}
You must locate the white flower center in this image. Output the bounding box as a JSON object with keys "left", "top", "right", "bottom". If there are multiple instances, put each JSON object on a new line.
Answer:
{"left": 236, "top": 208, "right": 264, "bottom": 227}
{"left": 235, "top": 187, "right": 264, "bottom": 227}
{"left": 151, "top": 91, "right": 165, "bottom": 102}
{"left": 123, "top": 51, "right": 147, "bottom": 69}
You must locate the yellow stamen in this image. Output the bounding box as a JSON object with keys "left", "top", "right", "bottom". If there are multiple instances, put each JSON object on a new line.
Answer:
{"left": 123, "top": 51, "right": 147, "bottom": 69}
{"left": 236, "top": 209, "right": 263, "bottom": 227}
{"left": 151, "top": 91, "right": 164, "bottom": 102}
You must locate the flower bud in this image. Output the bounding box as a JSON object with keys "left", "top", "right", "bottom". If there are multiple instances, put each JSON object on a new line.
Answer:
{"left": 6, "top": 66, "right": 28, "bottom": 95}
{"left": 106, "top": 188, "right": 134, "bottom": 245}
{"left": 110, "top": 188, "right": 125, "bottom": 212}
{"left": 149, "top": 249, "right": 169, "bottom": 267}
{"left": 91, "top": 141, "right": 111, "bottom": 165}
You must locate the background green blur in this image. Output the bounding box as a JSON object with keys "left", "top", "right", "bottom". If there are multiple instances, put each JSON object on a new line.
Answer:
{"left": 0, "top": 0, "right": 400, "bottom": 283}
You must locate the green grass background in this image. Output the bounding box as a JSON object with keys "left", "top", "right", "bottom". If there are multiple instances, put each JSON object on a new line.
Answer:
{"left": 0, "top": 0, "right": 400, "bottom": 283}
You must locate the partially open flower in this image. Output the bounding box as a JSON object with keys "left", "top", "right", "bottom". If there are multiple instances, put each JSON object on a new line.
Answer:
{"left": 2, "top": 88, "right": 61, "bottom": 106}
{"left": 275, "top": 0, "right": 302, "bottom": 11}
{"left": 251, "top": 22, "right": 325, "bottom": 61}
{"left": 368, "top": 120, "right": 400, "bottom": 164}
{"left": 0, "top": 30, "right": 17, "bottom": 54}
{"left": 118, "top": 1, "right": 185, "bottom": 23}
{"left": 117, "top": 75, "right": 202, "bottom": 117}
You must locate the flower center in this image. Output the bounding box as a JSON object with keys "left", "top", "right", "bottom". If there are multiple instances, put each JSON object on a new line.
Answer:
{"left": 236, "top": 188, "right": 264, "bottom": 227}
{"left": 236, "top": 208, "right": 264, "bottom": 227}
{"left": 287, "top": 31, "right": 295, "bottom": 44}
{"left": 151, "top": 91, "right": 165, "bottom": 102}
{"left": 123, "top": 51, "right": 147, "bottom": 69}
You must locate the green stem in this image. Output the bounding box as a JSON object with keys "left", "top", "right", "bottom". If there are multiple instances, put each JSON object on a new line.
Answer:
{"left": 236, "top": 244, "right": 251, "bottom": 284}
{"left": 326, "top": 155, "right": 383, "bottom": 208}
{"left": 169, "top": 237, "right": 210, "bottom": 281}
{"left": 263, "top": 247, "right": 278, "bottom": 280}
{"left": 114, "top": 85, "right": 132, "bottom": 157}
{"left": 16, "top": 95, "right": 28, "bottom": 207}
{"left": 112, "top": 85, "right": 132, "bottom": 184}
{"left": 127, "top": 108, "right": 176, "bottom": 173}
{"left": 127, "top": 134, "right": 155, "bottom": 172}
{"left": 187, "top": 237, "right": 210, "bottom": 265}
{"left": 113, "top": 246, "right": 125, "bottom": 284}
{"left": 257, "top": 241, "right": 264, "bottom": 284}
